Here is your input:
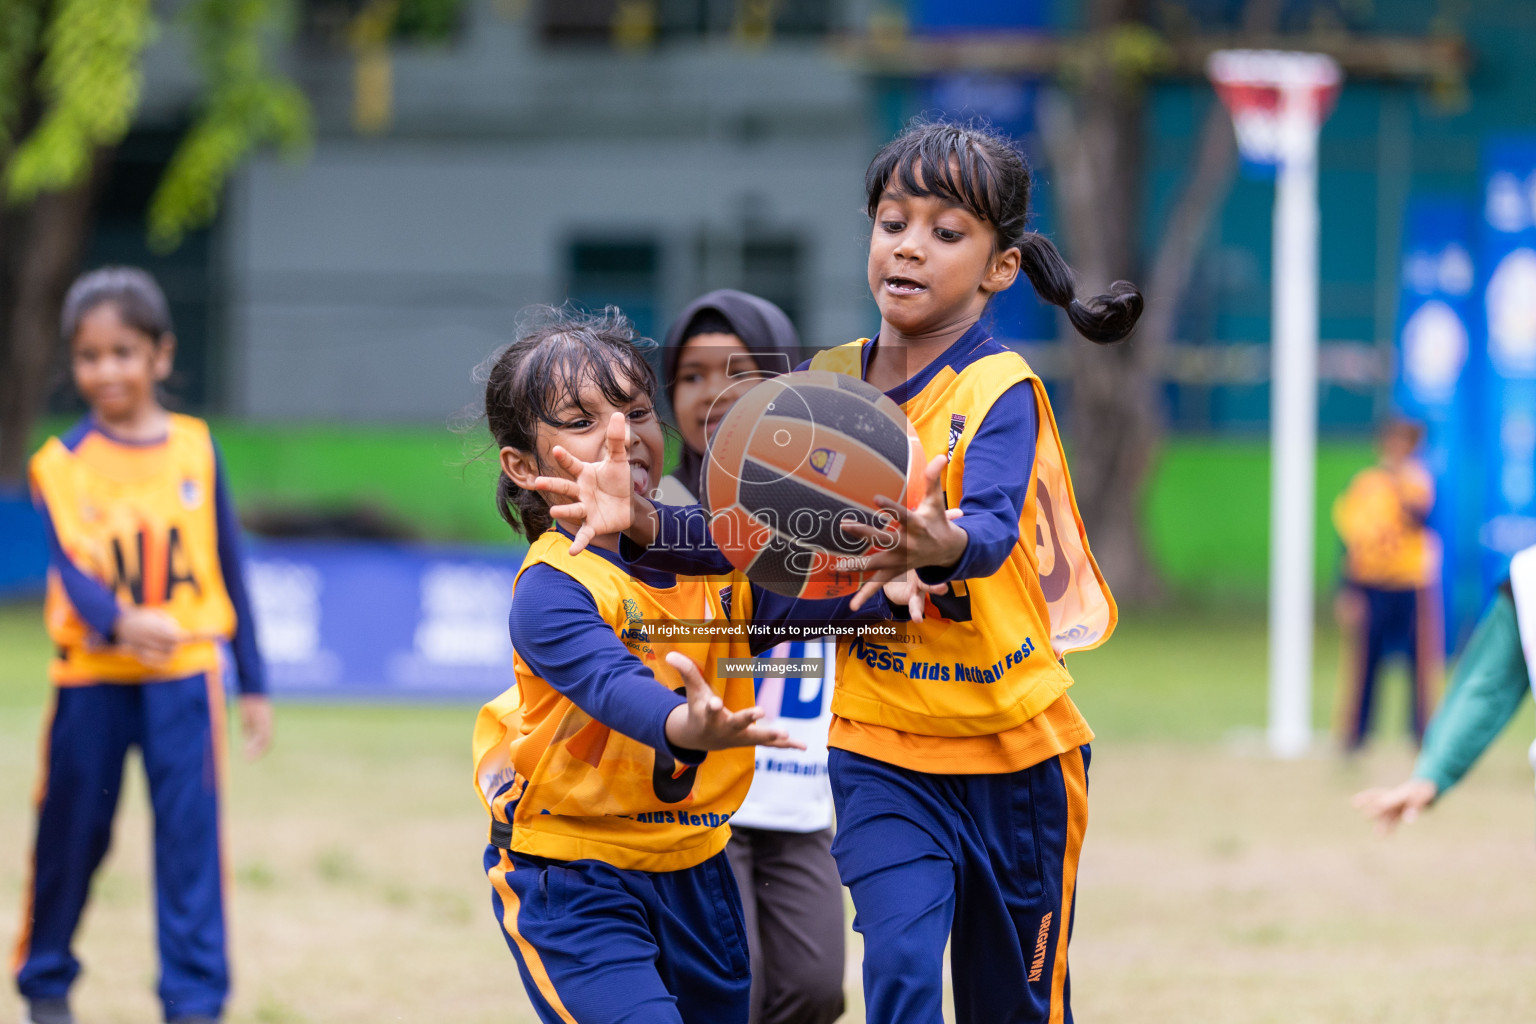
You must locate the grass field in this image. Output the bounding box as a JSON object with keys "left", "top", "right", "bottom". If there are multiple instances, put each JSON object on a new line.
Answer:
{"left": 2, "top": 601, "right": 1534, "bottom": 1023}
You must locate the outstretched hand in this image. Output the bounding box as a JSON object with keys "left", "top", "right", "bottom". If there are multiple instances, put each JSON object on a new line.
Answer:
{"left": 663, "top": 652, "right": 806, "bottom": 752}
{"left": 1353, "top": 778, "right": 1438, "bottom": 835}
{"left": 532, "top": 412, "right": 637, "bottom": 555}
{"left": 844, "top": 455, "right": 966, "bottom": 612}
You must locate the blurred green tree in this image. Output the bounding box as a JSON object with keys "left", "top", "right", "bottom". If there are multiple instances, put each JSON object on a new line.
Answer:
{"left": 0, "top": 0, "right": 466, "bottom": 482}
{"left": 0, "top": 0, "right": 308, "bottom": 481}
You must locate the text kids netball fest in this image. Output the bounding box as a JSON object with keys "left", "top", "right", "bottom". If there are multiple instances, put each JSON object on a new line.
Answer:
{"left": 2, "top": 5, "right": 1534, "bottom": 1024}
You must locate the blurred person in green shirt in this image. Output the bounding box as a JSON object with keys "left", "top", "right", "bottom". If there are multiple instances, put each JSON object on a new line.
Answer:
{"left": 1356, "top": 567, "right": 1535, "bottom": 831}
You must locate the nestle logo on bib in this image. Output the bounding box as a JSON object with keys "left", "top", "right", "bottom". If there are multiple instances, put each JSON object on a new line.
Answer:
{"left": 808, "top": 447, "right": 845, "bottom": 481}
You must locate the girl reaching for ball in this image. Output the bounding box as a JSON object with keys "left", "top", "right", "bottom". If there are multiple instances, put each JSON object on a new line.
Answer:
{"left": 470, "top": 305, "right": 890, "bottom": 1024}
{"left": 556, "top": 120, "right": 1142, "bottom": 1024}
{"left": 813, "top": 120, "right": 1138, "bottom": 1024}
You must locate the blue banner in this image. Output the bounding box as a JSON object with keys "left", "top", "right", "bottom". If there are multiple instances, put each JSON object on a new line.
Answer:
{"left": 246, "top": 540, "right": 525, "bottom": 699}
{"left": 1475, "top": 139, "right": 1536, "bottom": 588}
{"left": 910, "top": 0, "right": 1047, "bottom": 31}
{"left": 1393, "top": 198, "right": 1478, "bottom": 645}
{"left": 0, "top": 488, "right": 47, "bottom": 600}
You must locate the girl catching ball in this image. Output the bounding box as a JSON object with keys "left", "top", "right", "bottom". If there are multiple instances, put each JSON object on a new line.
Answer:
{"left": 471, "top": 306, "right": 889, "bottom": 1024}
{"left": 818, "top": 117, "right": 1140, "bottom": 1024}
{"left": 577, "top": 119, "right": 1142, "bottom": 1024}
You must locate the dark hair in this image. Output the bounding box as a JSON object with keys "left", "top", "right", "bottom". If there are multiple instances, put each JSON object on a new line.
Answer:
{"left": 61, "top": 266, "right": 174, "bottom": 343}
{"left": 865, "top": 119, "right": 1143, "bottom": 345}
{"left": 481, "top": 305, "right": 657, "bottom": 539}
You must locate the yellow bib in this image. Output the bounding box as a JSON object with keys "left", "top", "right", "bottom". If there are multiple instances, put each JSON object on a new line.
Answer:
{"left": 473, "top": 531, "right": 760, "bottom": 872}
{"left": 1332, "top": 463, "right": 1438, "bottom": 589}
{"left": 30, "top": 415, "right": 233, "bottom": 684}
{"left": 810, "top": 341, "right": 1116, "bottom": 736}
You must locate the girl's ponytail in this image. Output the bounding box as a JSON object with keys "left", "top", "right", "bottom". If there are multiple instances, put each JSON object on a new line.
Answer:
{"left": 497, "top": 470, "right": 551, "bottom": 539}
{"left": 1018, "top": 232, "right": 1143, "bottom": 346}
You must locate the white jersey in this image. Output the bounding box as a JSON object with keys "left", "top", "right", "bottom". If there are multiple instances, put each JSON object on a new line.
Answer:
{"left": 731, "top": 638, "right": 835, "bottom": 832}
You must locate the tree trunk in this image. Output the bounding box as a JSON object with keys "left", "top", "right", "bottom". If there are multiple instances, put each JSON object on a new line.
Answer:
{"left": 0, "top": 149, "right": 110, "bottom": 482}
{"left": 1042, "top": 0, "right": 1161, "bottom": 602}
{"left": 1041, "top": 1, "right": 1244, "bottom": 604}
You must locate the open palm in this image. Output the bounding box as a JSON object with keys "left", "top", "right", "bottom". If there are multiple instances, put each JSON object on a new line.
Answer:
{"left": 844, "top": 454, "right": 967, "bottom": 611}
{"left": 534, "top": 412, "right": 636, "bottom": 555}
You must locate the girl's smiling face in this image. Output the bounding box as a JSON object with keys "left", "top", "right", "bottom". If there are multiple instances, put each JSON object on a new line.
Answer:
{"left": 867, "top": 189, "right": 1019, "bottom": 340}
{"left": 671, "top": 332, "right": 761, "bottom": 455}
{"left": 71, "top": 303, "right": 173, "bottom": 424}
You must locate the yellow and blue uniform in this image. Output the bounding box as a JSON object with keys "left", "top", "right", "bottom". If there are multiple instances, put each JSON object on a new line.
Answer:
{"left": 1332, "top": 460, "right": 1441, "bottom": 748}
{"left": 14, "top": 414, "right": 263, "bottom": 1023}
{"left": 632, "top": 323, "right": 1113, "bottom": 1024}
{"left": 473, "top": 528, "right": 886, "bottom": 1024}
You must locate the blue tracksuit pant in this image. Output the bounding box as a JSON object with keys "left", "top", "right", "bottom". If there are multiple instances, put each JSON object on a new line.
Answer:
{"left": 13, "top": 674, "right": 229, "bottom": 1021}
{"left": 485, "top": 845, "right": 751, "bottom": 1024}
{"left": 829, "top": 745, "right": 1091, "bottom": 1024}
{"left": 1340, "top": 584, "right": 1439, "bottom": 749}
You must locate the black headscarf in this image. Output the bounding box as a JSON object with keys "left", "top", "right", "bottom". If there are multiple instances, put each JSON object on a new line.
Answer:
{"left": 662, "top": 289, "right": 803, "bottom": 500}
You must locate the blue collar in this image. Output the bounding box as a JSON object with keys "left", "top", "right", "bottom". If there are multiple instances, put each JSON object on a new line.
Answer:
{"left": 61, "top": 415, "right": 170, "bottom": 452}
{"left": 862, "top": 322, "right": 1004, "bottom": 404}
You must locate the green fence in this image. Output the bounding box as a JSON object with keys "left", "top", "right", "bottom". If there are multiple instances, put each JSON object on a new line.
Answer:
{"left": 1143, "top": 438, "right": 1372, "bottom": 602}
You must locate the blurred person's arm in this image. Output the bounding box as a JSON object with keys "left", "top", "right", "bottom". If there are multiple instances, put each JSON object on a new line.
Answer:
{"left": 213, "top": 446, "right": 266, "bottom": 696}
{"left": 213, "top": 445, "right": 273, "bottom": 759}
{"left": 1330, "top": 487, "right": 1350, "bottom": 545}
{"left": 1395, "top": 464, "right": 1434, "bottom": 525}
{"left": 34, "top": 486, "right": 121, "bottom": 640}
{"left": 1411, "top": 586, "right": 1530, "bottom": 796}
{"left": 1356, "top": 587, "right": 1529, "bottom": 833}
{"left": 34, "top": 483, "right": 184, "bottom": 664}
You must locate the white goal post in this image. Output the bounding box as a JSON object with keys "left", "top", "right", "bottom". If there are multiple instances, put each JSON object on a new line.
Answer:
{"left": 1208, "top": 50, "right": 1343, "bottom": 758}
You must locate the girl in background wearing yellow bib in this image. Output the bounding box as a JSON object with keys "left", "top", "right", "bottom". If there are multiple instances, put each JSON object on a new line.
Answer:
{"left": 1331, "top": 418, "right": 1443, "bottom": 751}
{"left": 597, "top": 121, "right": 1143, "bottom": 1024}
{"left": 472, "top": 307, "right": 890, "bottom": 1024}
{"left": 15, "top": 268, "right": 270, "bottom": 1024}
